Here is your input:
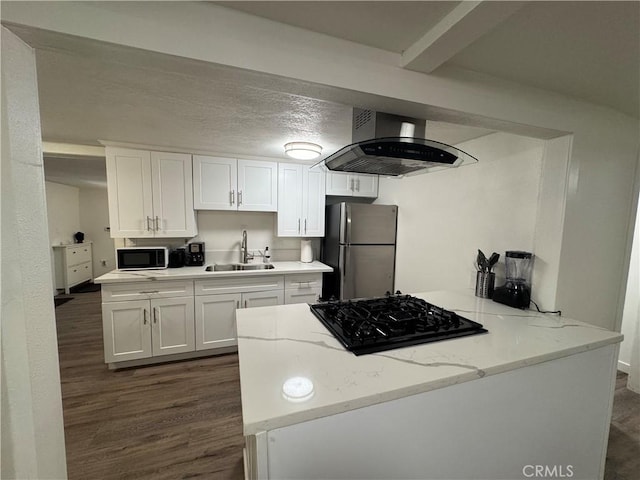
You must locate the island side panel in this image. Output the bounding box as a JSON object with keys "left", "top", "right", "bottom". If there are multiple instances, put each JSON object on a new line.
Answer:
{"left": 264, "top": 344, "right": 618, "bottom": 480}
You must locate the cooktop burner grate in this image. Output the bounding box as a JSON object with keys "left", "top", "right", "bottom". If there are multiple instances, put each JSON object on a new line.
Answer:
{"left": 310, "top": 292, "right": 487, "bottom": 355}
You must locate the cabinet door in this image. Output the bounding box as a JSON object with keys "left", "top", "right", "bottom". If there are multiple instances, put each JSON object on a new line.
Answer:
{"left": 150, "top": 297, "right": 195, "bottom": 356}
{"left": 352, "top": 174, "right": 379, "bottom": 198}
{"left": 106, "top": 148, "right": 154, "bottom": 237}
{"left": 193, "top": 155, "right": 237, "bottom": 210}
{"left": 151, "top": 152, "right": 197, "bottom": 237}
{"left": 242, "top": 290, "right": 284, "bottom": 308}
{"left": 238, "top": 159, "right": 278, "bottom": 212}
{"left": 195, "top": 293, "right": 240, "bottom": 351}
{"left": 325, "top": 171, "right": 353, "bottom": 196}
{"left": 102, "top": 300, "right": 152, "bottom": 363}
{"left": 302, "top": 166, "right": 326, "bottom": 237}
{"left": 277, "top": 163, "right": 304, "bottom": 236}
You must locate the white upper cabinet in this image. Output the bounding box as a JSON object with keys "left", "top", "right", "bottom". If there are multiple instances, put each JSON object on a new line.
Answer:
{"left": 326, "top": 171, "right": 378, "bottom": 198}
{"left": 277, "top": 163, "right": 326, "bottom": 237}
{"left": 106, "top": 147, "right": 197, "bottom": 238}
{"left": 193, "top": 156, "right": 277, "bottom": 212}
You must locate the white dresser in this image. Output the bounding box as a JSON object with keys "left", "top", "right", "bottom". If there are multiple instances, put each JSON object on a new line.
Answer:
{"left": 53, "top": 242, "right": 93, "bottom": 294}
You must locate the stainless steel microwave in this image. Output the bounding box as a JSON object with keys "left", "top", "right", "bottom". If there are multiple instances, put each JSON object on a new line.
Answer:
{"left": 116, "top": 247, "right": 168, "bottom": 270}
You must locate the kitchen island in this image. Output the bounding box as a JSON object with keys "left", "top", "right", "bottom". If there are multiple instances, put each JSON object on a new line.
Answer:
{"left": 237, "top": 290, "right": 622, "bottom": 480}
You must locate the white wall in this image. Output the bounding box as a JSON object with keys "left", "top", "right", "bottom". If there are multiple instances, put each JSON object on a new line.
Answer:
{"left": 79, "top": 187, "right": 115, "bottom": 276}
{"left": 376, "top": 132, "right": 544, "bottom": 296}
{"left": 45, "top": 181, "right": 80, "bottom": 245}
{"left": 0, "top": 26, "right": 67, "bottom": 479}
{"left": 619, "top": 201, "right": 640, "bottom": 371}
{"left": 45, "top": 181, "right": 80, "bottom": 291}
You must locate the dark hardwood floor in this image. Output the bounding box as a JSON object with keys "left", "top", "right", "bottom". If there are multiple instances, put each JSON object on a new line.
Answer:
{"left": 54, "top": 291, "right": 244, "bottom": 480}
{"left": 54, "top": 291, "right": 639, "bottom": 480}
{"left": 604, "top": 371, "right": 640, "bottom": 480}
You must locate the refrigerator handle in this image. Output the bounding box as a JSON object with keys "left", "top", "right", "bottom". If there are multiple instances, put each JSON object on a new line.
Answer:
{"left": 342, "top": 203, "right": 351, "bottom": 244}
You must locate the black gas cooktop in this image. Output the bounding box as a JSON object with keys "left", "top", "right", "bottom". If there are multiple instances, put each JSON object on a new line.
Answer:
{"left": 310, "top": 292, "right": 487, "bottom": 356}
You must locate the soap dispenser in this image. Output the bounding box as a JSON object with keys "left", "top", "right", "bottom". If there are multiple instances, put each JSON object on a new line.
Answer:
{"left": 264, "top": 246, "right": 271, "bottom": 264}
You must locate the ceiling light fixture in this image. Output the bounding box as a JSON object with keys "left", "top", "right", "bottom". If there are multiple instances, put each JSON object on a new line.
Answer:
{"left": 284, "top": 142, "right": 322, "bottom": 160}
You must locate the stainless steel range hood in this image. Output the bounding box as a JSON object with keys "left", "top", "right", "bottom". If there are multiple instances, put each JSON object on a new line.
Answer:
{"left": 317, "top": 109, "right": 478, "bottom": 176}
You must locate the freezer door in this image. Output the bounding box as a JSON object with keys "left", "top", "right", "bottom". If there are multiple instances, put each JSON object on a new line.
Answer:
{"left": 340, "top": 245, "right": 396, "bottom": 299}
{"left": 342, "top": 203, "right": 397, "bottom": 245}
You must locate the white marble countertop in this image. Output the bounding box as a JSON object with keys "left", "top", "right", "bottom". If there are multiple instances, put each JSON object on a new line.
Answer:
{"left": 94, "top": 260, "right": 332, "bottom": 284}
{"left": 237, "top": 289, "right": 623, "bottom": 435}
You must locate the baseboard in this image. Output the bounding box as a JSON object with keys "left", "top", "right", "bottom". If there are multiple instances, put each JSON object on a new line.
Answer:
{"left": 618, "top": 360, "right": 630, "bottom": 374}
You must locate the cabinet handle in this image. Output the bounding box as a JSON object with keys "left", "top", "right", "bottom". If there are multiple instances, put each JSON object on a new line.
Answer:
{"left": 304, "top": 218, "right": 307, "bottom": 234}
{"left": 298, "top": 218, "right": 301, "bottom": 234}
{"left": 143, "top": 309, "right": 148, "bottom": 325}
{"left": 139, "top": 290, "right": 160, "bottom": 294}
{"left": 230, "top": 190, "right": 235, "bottom": 206}
{"left": 146, "top": 216, "right": 152, "bottom": 231}
{"left": 238, "top": 190, "right": 243, "bottom": 206}
{"left": 153, "top": 307, "right": 158, "bottom": 324}
{"left": 236, "top": 300, "right": 240, "bottom": 309}
{"left": 155, "top": 216, "right": 160, "bottom": 231}
{"left": 244, "top": 300, "right": 248, "bottom": 309}
{"left": 356, "top": 179, "right": 361, "bottom": 192}
{"left": 350, "top": 178, "right": 354, "bottom": 191}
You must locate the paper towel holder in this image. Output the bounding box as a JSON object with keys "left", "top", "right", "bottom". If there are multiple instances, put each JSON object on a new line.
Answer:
{"left": 300, "top": 239, "right": 313, "bottom": 263}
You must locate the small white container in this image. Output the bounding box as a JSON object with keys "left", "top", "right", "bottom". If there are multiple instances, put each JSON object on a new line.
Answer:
{"left": 300, "top": 240, "right": 313, "bottom": 263}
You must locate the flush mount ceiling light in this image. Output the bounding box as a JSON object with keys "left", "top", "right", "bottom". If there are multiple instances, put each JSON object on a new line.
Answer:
{"left": 284, "top": 142, "right": 322, "bottom": 160}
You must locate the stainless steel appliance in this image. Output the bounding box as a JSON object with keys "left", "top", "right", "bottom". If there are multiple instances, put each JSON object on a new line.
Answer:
{"left": 116, "top": 247, "right": 168, "bottom": 270}
{"left": 168, "top": 247, "right": 186, "bottom": 268}
{"left": 310, "top": 292, "right": 487, "bottom": 355}
{"left": 493, "top": 251, "right": 534, "bottom": 309}
{"left": 314, "top": 109, "right": 478, "bottom": 177}
{"left": 321, "top": 202, "right": 397, "bottom": 300}
{"left": 185, "top": 242, "right": 205, "bottom": 266}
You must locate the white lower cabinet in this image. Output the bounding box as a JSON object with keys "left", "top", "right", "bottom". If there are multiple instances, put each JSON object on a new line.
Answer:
{"left": 102, "top": 296, "right": 194, "bottom": 363}
{"left": 101, "top": 272, "right": 323, "bottom": 364}
{"left": 284, "top": 273, "right": 322, "bottom": 305}
{"left": 194, "top": 276, "right": 285, "bottom": 352}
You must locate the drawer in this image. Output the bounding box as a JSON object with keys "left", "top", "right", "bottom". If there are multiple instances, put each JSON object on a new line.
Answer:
{"left": 67, "top": 244, "right": 92, "bottom": 266}
{"left": 195, "top": 275, "right": 284, "bottom": 295}
{"left": 284, "top": 288, "right": 321, "bottom": 305}
{"left": 285, "top": 273, "right": 323, "bottom": 291}
{"left": 67, "top": 261, "right": 92, "bottom": 286}
{"left": 102, "top": 280, "right": 194, "bottom": 303}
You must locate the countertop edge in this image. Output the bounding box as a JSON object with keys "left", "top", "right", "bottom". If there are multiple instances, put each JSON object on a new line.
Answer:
{"left": 94, "top": 261, "right": 333, "bottom": 284}
{"left": 241, "top": 335, "right": 622, "bottom": 436}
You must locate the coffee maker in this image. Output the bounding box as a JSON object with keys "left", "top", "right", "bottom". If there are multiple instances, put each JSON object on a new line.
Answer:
{"left": 185, "top": 242, "right": 205, "bottom": 266}
{"left": 492, "top": 251, "right": 533, "bottom": 309}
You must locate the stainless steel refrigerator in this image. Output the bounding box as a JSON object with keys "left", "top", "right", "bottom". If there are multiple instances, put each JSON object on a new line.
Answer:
{"left": 321, "top": 202, "right": 397, "bottom": 300}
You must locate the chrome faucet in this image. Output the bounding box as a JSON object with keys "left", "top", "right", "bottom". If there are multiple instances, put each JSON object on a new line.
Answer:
{"left": 241, "top": 230, "right": 254, "bottom": 263}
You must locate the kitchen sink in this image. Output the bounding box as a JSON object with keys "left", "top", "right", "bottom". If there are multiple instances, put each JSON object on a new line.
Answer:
{"left": 205, "top": 263, "right": 275, "bottom": 272}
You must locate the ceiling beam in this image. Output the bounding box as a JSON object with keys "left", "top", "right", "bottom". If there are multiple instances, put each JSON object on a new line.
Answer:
{"left": 400, "top": 0, "right": 526, "bottom": 73}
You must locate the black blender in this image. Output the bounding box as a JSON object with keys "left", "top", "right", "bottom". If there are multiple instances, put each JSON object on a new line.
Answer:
{"left": 492, "top": 251, "right": 533, "bottom": 309}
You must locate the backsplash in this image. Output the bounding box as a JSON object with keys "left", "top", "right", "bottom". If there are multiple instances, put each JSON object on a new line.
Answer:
{"left": 121, "top": 211, "right": 321, "bottom": 264}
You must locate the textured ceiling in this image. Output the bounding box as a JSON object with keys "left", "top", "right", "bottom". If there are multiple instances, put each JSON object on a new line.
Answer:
{"left": 10, "top": 1, "right": 635, "bottom": 187}
{"left": 217, "top": 0, "right": 639, "bottom": 118}
{"left": 214, "top": 1, "right": 458, "bottom": 53}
